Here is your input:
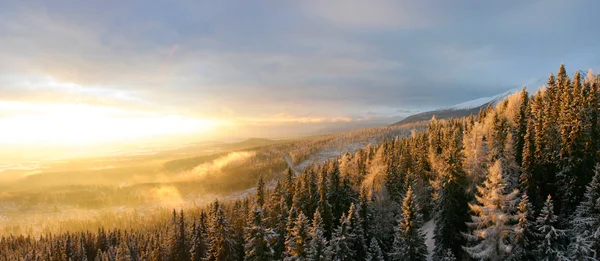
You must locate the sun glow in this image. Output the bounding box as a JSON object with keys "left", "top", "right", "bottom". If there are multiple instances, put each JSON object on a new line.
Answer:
{"left": 0, "top": 101, "right": 219, "bottom": 145}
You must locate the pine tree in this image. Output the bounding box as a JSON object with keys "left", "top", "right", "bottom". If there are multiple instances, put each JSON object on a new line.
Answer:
{"left": 244, "top": 207, "right": 274, "bottom": 261}
{"left": 284, "top": 212, "right": 310, "bottom": 260}
{"left": 285, "top": 168, "right": 296, "bottom": 208}
{"left": 569, "top": 165, "right": 600, "bottom": 259}
{"left": 439, "top": 249, "right": 456, "bottom": 261}
{"left": 328, "top": 213, "right": 355, "bottom": 261}
{"left": 508, "top": 193, "right": 536, "bottom": 261}
{"left": 567, "top": 234, "right": 595, "bottom": 261}
{"left": 535, "top": 195, "right": 567, "bottom": 261}
{"left": 307, "top": 211, "right": 330, "bottom": 261}
{"left": 168, "top": 210, "right": 189, "bottom": 261}
{"left": 390, "top": 186, "right": 427, "bottom": 261}
{"left": 366, "top": 239, "right": 385, "bottom": 261}
{"left": 190, "top": 213, "right": 208, "bottom": 261}
{"left": 256, "top": 176, "right": 266, "bottom": 208}
{"left": 328, "top": 161, "right": 351, "bottom": 227}
{"left": 346, "top": 203, "right": 368, "bottom": 260}
{"left": 317, "top": 171, "right": 334, "bottom": 239}
{"left": 514, "top": 87, "right": 529, "bottom": 167}
{"left": 206, "top": 201, "right": 235, "bottom": 261}
{"left": 520, "top": 101, "right": 538, "bottom": 206}
{"left": 432, "top": 126, "right": 469, "bottom": 261}
{"left": 463, "top": 160, "right": 519, "bottom": 260}
{"left": 368, "top": 185, "right": 397, "bottom": 251}
{"left": 265, "top": 181, "right": 288, "bottom": 259}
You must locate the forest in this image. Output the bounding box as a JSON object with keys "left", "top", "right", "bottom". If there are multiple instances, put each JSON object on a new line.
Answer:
{"left": 1, "top": 64, "right": 600, "bottom": 260}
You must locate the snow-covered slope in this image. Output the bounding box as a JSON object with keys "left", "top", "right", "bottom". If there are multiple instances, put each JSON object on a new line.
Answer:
{"left": 442, "top": 88, "right": 518, "bottom": 111}
{"left": 392, "top": 88, "right": 519, "bottom": 126}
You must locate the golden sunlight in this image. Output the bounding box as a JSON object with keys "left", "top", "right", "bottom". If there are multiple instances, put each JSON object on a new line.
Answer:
{"left": 0, "top": 101, "right": 219, "bottom": 145}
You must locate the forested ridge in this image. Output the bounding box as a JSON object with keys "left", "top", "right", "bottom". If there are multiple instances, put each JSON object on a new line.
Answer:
{"left": 2, "top": 64, "right": 600, "bottom": 260}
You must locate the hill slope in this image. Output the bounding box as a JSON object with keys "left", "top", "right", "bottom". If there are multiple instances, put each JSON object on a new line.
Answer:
{"left": 393, "top": 89, "right": 518, "bottom": 125}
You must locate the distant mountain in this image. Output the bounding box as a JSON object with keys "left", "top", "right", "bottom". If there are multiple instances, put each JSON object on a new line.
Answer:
{"left": 392, "top": 89, "right": 519, "bottom": 126}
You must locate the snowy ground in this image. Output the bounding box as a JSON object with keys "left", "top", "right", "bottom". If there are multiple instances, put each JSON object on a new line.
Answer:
{"left": 422, "top": 219, "right": 436, "bottom": 261}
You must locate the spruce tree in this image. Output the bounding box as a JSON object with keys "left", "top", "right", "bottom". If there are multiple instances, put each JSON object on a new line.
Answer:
{"left": 514, "top": 87, "right": 529, "bottom": 167}
{"left": 328, "top": 213, "right": 355, "bottom": 261}
{"left": 346, "top": 203, "right": 368, "bottom": 260}
{"left": 535, "top": 195, "right": 567, "bottom": 261}
{"left": 256, "top": 176, "right": 266, "bottom": 208}
{"left": 317, "top": 171, "right": 334, "bottom": 239}
{"left": 244, "top": 207, "right": 274, "bottom": 261}
{"left": 390, "top": 186, "right": 427, "bottom": 261}
{"left": 508, "top": 193, "right": 536, "bottom": 261}
{"left": 432, "top": 126, "right": 469, "bottom": 261}
{"left": 463, "top": 160, "right": 519, "bottom": 260}
{"left": 307, "top": 211, "right": 330, "bottom": 261}
{"left": 206, "top": 201, "right": 235, "bottom": 261}
{"left": 168, "top": 210, "right": 189, "bottom": 261}
{"left": 366, "top": 238, "right": 385, "bottom": 261}
{"left": 285, "top": 168, "right": 296, "bottom": 208}
{"left": 284, "top": 212, "right": 310, "bottom": 260}
{"left": 569, "top": 165, "right": 600, "bottom": 259}
{"left": 190, "top": 218, "right": 208, "bottom": 261}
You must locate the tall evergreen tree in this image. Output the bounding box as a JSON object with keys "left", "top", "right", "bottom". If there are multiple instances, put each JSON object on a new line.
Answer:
{"left": 535, "top": 195, "right": 567, "bottom": 261}
{"left": 390, "top": 187, "right": 427, "bottom": 261}
{"left": 463, "top": 160, "right": 519, "bottom": 260}
{"left": 432, "top": 126, "right": 470, "bottom": 261}
{"left": 190, "top": 215, "right": 208, "bottom": 261}
{"left": 284, "top": 212, "right": 310, "bottom": 261}
{"left": 328, "top": 214, "right": 355, "bottom": 261}
{"left": 168, "top": 210, "right": 189, "bottom": 261}
{"left": 366, "top": 239, "right": 385, "bottom": 261}
{"left": 345, "top": 203, "right": 368, "bottom": 260}
{"left": 206, "top": 201, "right": 235, "bottom": 261}
{"left": 307, "top": 211, "right": 330, "bottom": 261}
{"left": 244, "top": 207, "right": 273, "bottom": 261}
{"left": 317, "top": 170, "right": 334, "bottom": 239}
{"left": 256, "top": 176, "right": 266, "bottom": 208}
{"left": 569, "top": 165, "right": 600, "bottom": 259}
{"left": 508, "top": 193, "right": 536, "bottom": 261}
{"left": 514, "top": 87, "right": 529, "bottom": 167}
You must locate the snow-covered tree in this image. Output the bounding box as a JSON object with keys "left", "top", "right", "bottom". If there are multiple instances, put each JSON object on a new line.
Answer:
{"left": 568, "top": 165, "right": 600, "bottom": 259}
{"left": 168, "top": 210, "right": 189, "bottom": 261}
{"left": 244, "top": 207, "right": 274, "bottom": 261}
{"left": 463, "top": 121, "right": 490, "bottom": 194}
{"left": 307, "top": 211, "right": 330, "bottom": 261}
{"left": 190, "top": 216, "right": 208, "bottom": 261}
{"left": 206, "top": 201, "right": 236, "bottom": 261}
{"left": 390, "top": 186, "right": 427, "bottom": 261}
{"left": 285, "top": 212, "right": 310, "bottom": 260}
{"left": 508, "top": 193, "right": 536, "bottom": 261}
{"left": 439, "top": 248, "right": 456, "bottom": 261}
{"left": 368, "top": 186, "right": 396, "bottom": 250}
{"left": 329, "top": 213, "right": 355, "bottom": 261}
{"left": 567, "top": 234, "right": 595, "bottom": 261}
{"left": 346, "top": 203, "right": 368, "bottom": 260}
{"left": 366, "top": 238, "right": 385, "bottom": 261}
{"left": 535, "top": 195, "right": 567, "bottom": 261}
{"left": 463, "top": 160, "right": 519, "bottom": 260}
{"left": 256, "top": 175, "right": 266, "bottom": 208}
{"left": 432, "top": 126, "right": 470, "bottom": 260}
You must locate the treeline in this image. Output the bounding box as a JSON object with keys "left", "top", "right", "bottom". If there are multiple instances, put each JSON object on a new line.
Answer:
{"left": 2, "top": 65, "right": 600, "bottom": 260}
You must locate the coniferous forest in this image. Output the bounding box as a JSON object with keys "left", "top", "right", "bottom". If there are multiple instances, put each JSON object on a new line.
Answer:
{"left": 2, "top": 65, "right": 600, "bottom": 260}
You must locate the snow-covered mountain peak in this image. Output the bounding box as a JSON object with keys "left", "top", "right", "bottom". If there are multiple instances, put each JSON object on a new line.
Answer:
{"left": 443, "top": 88, "right": 519, "bottom": 111}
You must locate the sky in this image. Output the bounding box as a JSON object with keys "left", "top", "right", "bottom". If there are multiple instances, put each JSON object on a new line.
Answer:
{"left": 1, "top": 0, "right": 600, "bottom": 145}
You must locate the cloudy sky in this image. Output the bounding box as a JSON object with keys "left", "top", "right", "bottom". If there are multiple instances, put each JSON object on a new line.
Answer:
{"left": 1, "top": 0, "right": 599, "bottom": 144}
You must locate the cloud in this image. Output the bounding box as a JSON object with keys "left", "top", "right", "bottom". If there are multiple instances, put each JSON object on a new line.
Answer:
{"left": 0, "top": 0, "right": 599, "bottom": 136}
